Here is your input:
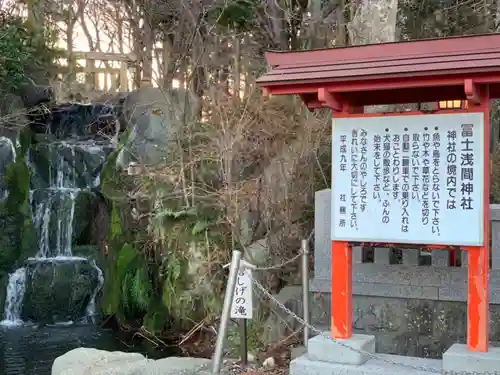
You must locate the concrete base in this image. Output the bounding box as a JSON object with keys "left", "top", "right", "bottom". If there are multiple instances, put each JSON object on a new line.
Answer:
{"left": 307, "top": 333, "right": 375, "bottom": 365}
{"left": 290, "top": 331, "right": 500, "bottom": 375}
{"left": 289, "top": 332, "right": 444, "bottom": 375}
{"left": 443, "top": 344, "right": 500, "bottom": 374}
{"left": 291, "top": 346, "right": 307, "bottom": 359}
{"left": 290, "top": 354, "right": 441, "bottom": 375}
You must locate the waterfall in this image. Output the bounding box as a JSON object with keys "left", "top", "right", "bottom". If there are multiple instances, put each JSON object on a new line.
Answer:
{"left": 83, "top": 260, "right": 104, "bottom": 324}
{"left": 1, "top": 139, "right": 111, "bottom": 326}
{"left": 1, "top": 268, "right": 27, "bottom": 326}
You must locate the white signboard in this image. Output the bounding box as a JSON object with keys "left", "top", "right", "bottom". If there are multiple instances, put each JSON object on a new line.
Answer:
{"left": 331, "top": 113, "right": 484, "bottom": 246}
{"left": 230, "top": 268, "right": 253, "bottom": 319}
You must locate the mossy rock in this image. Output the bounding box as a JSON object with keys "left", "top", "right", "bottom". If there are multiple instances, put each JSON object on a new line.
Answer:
{"left": 21, "top": 258, "right": 100, "bottom": 323}
{"left": 0, "top": 272, "right": 10, "bottom": 314}
{"left": 72, "top": 245, "right": 100, "bottom": 259}
{"left": 73, "top": 191, "right": 95, "bottom": 245}
{"left": 0, "top": 157, "right": 37, "bottom": 272}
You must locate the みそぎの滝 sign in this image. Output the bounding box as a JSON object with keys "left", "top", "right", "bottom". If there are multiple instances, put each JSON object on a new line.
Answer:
{"left": 331, "top": 112, "right": 485, "bottom": 246}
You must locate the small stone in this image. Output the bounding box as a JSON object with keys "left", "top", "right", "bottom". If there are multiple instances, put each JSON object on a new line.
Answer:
{"left": 262, "top": 357, "right": 275, "bottom": 368}
{"left": 247, "top": 353, "right": 255, "bottom": 362}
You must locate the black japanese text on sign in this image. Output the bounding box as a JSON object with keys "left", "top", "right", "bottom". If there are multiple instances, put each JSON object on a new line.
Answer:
{"left": 331, "top": 113, "right": 484, "bottom": 246}
{"left": 230, "top": 268, "right": 253, "bottom": 319}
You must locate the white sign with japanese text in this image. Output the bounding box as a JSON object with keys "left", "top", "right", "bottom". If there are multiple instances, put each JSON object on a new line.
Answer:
{"left": 331, "top": 113, "right": 484, "bottom": 246}
{"left": 230, "top": 268, "right": 253, "bottom": 319}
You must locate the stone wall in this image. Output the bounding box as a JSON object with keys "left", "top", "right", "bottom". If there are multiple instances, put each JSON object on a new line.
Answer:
{"left": 310, "top": 189, "right": 500, "bottom": 358}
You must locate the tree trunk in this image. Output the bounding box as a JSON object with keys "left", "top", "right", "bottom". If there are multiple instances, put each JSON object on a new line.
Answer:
{"left": 162, "top": 34, "right": 175, "bottom": 89}
{"left": 347, "top": 0, "right": 398, "bottom": 113}
{"left": 141, "top": 0, "right": 154, "bottom": 87}
{"left": 347, "top": 0, "right": 398, "bottom": 45}
{"left": 347, "top": 0, "right": 399, "bottom": 262}
{"left": 233, "top": 33, "right": 241, "bottom": 101}
{"left": 335, "top": 0, "right": 347, "bottom": 47}
{"left": 66, "top": 20, "right": 76, "bottom": 83}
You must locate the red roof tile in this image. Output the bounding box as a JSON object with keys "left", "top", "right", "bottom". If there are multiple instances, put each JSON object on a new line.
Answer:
{"left": 257, "top": 33, "right": 500, "bottom": 107}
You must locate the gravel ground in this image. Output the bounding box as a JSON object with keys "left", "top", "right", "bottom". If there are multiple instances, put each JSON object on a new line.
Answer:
{"left": 197, "top": 358, "right": 289, "bottom": 375}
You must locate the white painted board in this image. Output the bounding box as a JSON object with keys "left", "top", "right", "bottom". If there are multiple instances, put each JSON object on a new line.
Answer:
{"left": 331, "top": 113, "right": 484, "bottom": 246}
{"left": 230, "top": 268, "right": 253, "bottom": 319}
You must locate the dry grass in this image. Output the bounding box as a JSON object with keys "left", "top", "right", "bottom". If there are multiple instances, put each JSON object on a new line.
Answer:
{"left": 133, "top": 87, "right": 330, "bottom": 292}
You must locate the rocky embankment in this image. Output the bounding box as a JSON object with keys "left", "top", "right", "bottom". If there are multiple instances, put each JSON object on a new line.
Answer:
{"left": 51, "top": 347, "right": 290, "bottom": 375}
{"left": 52, "top": 348, "right": 211, "bottom": 375}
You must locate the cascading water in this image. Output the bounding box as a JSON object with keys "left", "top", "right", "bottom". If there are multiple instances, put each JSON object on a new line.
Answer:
{"left": 1, "top": 102, "right": 117, "bottom": 326}
{"left": 1, "top": 268, "right": 26, "bottom": 326}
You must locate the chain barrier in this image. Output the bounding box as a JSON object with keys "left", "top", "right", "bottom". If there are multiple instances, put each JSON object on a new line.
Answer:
{"left": 250, "top": 276, "right": 500, "bottom": 375}
{"left": 250, "top": 251, "right": 304, "bottom": 271}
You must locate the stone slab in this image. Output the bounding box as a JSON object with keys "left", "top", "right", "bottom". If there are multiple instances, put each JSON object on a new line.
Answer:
{"left": 432, "top": 251, "right": 448, "bottom": 267}
{"left": 307, "top": 333, "right": 375, "bottom": 365}
{"left": 439, "top": 284, "right": 500, "bottom": 304}
{"left": 442, "top": 343, "right": 500, "bottom": 374}
{"left": 312, "top": 265, "right": 500, "bottom": 303}
{"left": 314, "top": 187, "right": 500, "bottom": 280}
{"left": 374, "top": 248, "right": 390, "bottom": 264}
{"left": 291, "top": 346, "right": 307, "bottom": 359}
{"left": 403, "top": 249, "right": 420, "bottom": 266}
{"left": 51, "top": 348, "right": 211, "bottom": 375}
{"left": 315, "top": 189, "right": 331, "bottom": 280}
{"left": 311, "top": 278, "right": 439, "bottom": 300}
{"left": 493, "top": 219, "right": 500, "bottom": 270}
{"left": 290, "top": 354, "right": 441, "bottom": 375}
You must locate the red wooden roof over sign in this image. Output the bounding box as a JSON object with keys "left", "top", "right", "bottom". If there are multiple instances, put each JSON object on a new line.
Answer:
{"left": 256, "top": 33, "right": 500, "bottom": 109}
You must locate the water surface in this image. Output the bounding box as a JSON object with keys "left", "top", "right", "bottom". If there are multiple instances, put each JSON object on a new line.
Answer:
{"left": 0, "top": 324, "right": 171, "bottom": 375}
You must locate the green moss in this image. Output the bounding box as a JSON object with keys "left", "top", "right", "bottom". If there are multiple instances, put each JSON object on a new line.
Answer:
{"left": 0, "top": 139, "right": 37, "bottom": 271}
{"left": 227, "top": 320, "right": 264, "bottom": 357}
{"left": 4, "top": 160, "right": 30, "bottom": 213}
{"left": 142, "top": 300, "right": 167, "bottom": 332}
{"left": 109, "top": 202, "right": 122, "bottom": 240}
{"left": 18, "top": 126, "right": 32, "bottom": 156}
{"left": 100, "top": 127, "right": 133, "bottom": 201}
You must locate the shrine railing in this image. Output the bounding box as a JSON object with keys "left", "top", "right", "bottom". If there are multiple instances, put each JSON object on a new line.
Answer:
{"left": 311, "top": 189, "right": 500, "bottom": 304}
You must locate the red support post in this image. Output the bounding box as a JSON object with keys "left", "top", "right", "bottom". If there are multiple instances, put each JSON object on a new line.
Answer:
{"left": 466, "top": 246, "right": 489, "bottom": 351}
{"left": 466, "top": 87, "right": 490, "bottom": 352}
{"left": 330, "top": 240, "right": 352, "bottom": 338}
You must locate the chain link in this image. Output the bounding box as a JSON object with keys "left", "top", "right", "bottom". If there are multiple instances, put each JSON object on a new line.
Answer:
{"left": 251, "top": 277, "right": 500, "bottom": 375}
{"left": 251, "top": 252, "right": 304, "bottom": 271}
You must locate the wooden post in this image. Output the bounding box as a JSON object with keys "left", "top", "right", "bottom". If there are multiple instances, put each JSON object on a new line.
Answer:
{"left": 330, "top": 240, "right": 352, "bottom": 338}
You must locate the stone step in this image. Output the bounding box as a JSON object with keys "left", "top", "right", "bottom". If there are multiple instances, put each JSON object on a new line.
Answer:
{"left": 290, "top": 354, "right": 441, "bottom": 375}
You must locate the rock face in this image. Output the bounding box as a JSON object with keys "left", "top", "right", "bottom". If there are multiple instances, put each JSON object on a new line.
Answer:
{"left": 29, "top": 102, "right": 119, "bottom": 139}
{"left": 22, "top": 258, "right": 101, "bottom": 323}
{"left": 0, "top": 136, "right": 16, "bottom": 199}
{"left": 261, "top": 286, "right": 305, "bottom": 345}
{"left": 52, "top": 348, "right": 211, "bottom": 375}
{"left": 116, "top": 87, "right": 199, "bottom": 169}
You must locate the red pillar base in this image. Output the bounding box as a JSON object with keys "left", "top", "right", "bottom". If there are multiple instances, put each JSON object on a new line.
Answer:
{"left": 331, "top": 241, "right": 352, "bottom": 338}
{"left": 466, "top": 246, "right": 489, "bottom": 352}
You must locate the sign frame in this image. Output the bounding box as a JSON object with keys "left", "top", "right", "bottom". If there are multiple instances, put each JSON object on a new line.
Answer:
{"left": 330, "top": 112, "right": 485, "bottom": 247}
{"left": 329, "top": 103, "right": 490, "bottom": 354}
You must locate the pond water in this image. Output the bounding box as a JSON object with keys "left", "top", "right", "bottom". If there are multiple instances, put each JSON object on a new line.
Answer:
{"left": 0, "top": 324, "right": 173, "bottom": 375}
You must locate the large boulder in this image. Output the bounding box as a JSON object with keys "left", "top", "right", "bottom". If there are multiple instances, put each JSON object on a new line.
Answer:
{"left": 52, "top": 348, "right": 211, "bottom": 375}
{"left": 116, "top": 87, "right": 199, "bottom": 169}
{"left": 21, "top": 258, "right": 101, "bottom": 323}
{"left": 261, "top": 286, "right": 305, "bottom": 345}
